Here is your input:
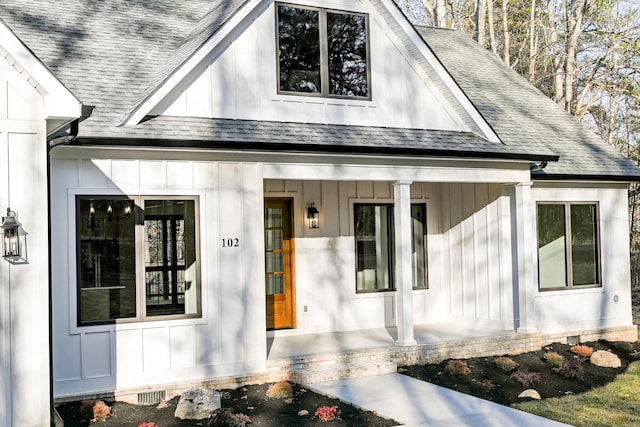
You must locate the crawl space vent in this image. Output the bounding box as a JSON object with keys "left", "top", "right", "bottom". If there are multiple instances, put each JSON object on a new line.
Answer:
{"left": 138, "top": 390, "right": 165, "bottom": 405}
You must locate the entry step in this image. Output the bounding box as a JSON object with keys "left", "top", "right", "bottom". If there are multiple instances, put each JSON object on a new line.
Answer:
{"left": 292, "top": 360, "right": 397, "bottom": 384}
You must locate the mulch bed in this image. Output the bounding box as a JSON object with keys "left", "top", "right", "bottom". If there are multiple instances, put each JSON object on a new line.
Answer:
{"left": 56, "top": 340, "right": 640, "bottom": 425}
{"left": 400, "top": 340, "right": 640, "bottom": 406}
{"left": 56, "top": 382, "right": 399, "bottom": 426}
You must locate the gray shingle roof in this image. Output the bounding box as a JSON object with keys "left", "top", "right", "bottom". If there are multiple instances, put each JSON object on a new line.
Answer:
{"left": 415, "top": 26, "right": 640, "bottom": 179}
{"left": 1, "top": 0, "right": 638, "bottom": 179}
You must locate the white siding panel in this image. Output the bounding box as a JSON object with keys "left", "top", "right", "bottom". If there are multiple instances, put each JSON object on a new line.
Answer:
{"left": 142, "top": 328, "right": 170, "bottom": 372}
{"left": 218, "top": 163, "right": 245, "bottom": 363}
{"left": 140, "top": 161, "right": 166, "bottom": 189}
{"left": 115, "top": 329, "right": 143, "bottom": 374}
{"left": 82, "top": 332, "right": 111, "bottom": 378}
{"left": 193, "top": 161, "right": 216, "bottom": 188}
{"left": 186, "top": 68, "right": 213, "bottom": 118}
{"left": 53, "top": 335, "right": 82, "bottom": 381}
{"left": 170, "top": 326, "right": 195, "bottom": 369}
{"left": 167, "top": 161, "right": 193, "bottom": 188}
{"left": 321, "top": 181, "right": 340, "bottom": 238}
{"left": 475, "top": 184, "right": 489, "bottom": 320}
{"left": 80, "top": 159, "right": 111, "bottom": 189}
{"left": 111, "top": 160, "right": 140, "bottom": 189}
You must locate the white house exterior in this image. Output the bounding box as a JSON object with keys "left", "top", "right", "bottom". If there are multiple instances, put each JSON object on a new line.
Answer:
{"left": 0, "top": 0, "right": 638, "bottom": 425}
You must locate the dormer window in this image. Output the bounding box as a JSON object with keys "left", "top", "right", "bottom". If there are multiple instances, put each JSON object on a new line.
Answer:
{"left": 277, "top": 3, "right": 370, "bottom": 99}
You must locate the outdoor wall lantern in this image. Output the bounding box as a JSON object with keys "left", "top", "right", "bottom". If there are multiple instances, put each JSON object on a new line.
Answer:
{"left": 307, "top": 204, "right": 320, "bottom": 229}
{"left": 1, "top": 208, "right": 23, "bottom": 262}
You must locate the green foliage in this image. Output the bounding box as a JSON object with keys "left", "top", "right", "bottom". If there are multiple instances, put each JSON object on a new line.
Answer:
{"left": 513, "top": 361, "right": 640, "bottom": 427}
{"left": 544, "top": 351, "right": 565, "bottom": 368}
{"left": 444, "top": 359, "right": 471, "bottom": 376}
{"left": 495, "top": 356, "right": 519, "bottom": 371}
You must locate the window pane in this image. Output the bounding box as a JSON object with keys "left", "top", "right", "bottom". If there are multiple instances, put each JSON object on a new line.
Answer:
{"left": 411, "top": 204, "right": 428, "bottom": 289}
{"left": 77, "top": 198, "right": 136, "bottom": 324}
{"left": 144, "top": 200, "right": 198, "bottom": 317}
{"left": 571, "top": 204, "right": 599, "bottom": 286}
{"left": 537, "top": 204, "right": 567, "bottom": 289}
{"left": 278, "top": 6, "right": 321, "bottom": 93}
{"left": 355, "top": 205, "right": 393, "bottom": 291}
{"left": 327, "top": 12, "right": 368, "bottom": 97}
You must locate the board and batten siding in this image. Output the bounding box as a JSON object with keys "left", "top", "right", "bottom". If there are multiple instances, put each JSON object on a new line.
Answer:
{"left": 154, "top": 1, "right": 468, "bottom": 133}
{"left": 50, "top": 158, "right": 267, "bottom": 398}
{"left": 531, "top": 184, "right": 633, "bottom": 333}
{"left": 0, "top": 55, "right": 51, "bottom": 427}
{"left": 265, "top": 180, "right": 515, "bottom": 336}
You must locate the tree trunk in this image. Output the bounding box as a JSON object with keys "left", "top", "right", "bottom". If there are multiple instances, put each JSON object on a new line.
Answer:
{"left": 502, "top": 0, "right": 510, "bottom": 65}
{"left": 548, "top": 0, "right": 565, "bottom": 108}
{"left": 487, "top": 0, "right": 497, "bottom": 54}
{"left": 528, "top": 0, "right": 537, "bottom": 82}
{"left": 476, "top": 0, "right": 487, "bottom": 46}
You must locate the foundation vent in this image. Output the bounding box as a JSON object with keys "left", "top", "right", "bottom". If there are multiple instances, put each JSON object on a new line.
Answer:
{"left": 138, "top": 390, "right": 166, "bottom": 406}
{"left": 567, "top": 335, "right": 581, "bottom": 346}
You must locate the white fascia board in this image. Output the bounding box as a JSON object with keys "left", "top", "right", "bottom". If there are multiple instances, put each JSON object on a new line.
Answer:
{"left": 122, "top": 0, "right": 267, "bottom": 126}
{"left": 377, "top": 0, "right": 500, "bottom": 143}
{"left": 0, "top": 20, "right": 82, "bottom": 121}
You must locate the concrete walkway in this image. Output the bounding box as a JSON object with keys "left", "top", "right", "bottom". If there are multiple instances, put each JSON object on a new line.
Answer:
{"left": 309, "top": 373, "right": 571, "bottom": 427}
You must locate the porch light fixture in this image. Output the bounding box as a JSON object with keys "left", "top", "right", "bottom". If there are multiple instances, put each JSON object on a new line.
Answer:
{"left": 1, "top": 208, "right": 22, "bottom": 262}
{"left": 307, "top": 204, "right": 320, "bottom": 229}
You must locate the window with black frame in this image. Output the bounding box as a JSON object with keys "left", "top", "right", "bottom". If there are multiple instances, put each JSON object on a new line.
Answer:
{"left": 76, "top": 196, "right": 200, "bottom": 325}
{"left": 277, "top": 3, "right": 369, "bottom": 98}
{"left": 537, "top": 202, "right": 600, "bottom": 290}
{"left": 354, "top": 203, "right": 428, "bottom": 292}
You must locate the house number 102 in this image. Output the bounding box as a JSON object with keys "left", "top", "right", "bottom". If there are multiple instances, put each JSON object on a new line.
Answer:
{"left": 222, "top": 238, "right": 240, "bottom": 248}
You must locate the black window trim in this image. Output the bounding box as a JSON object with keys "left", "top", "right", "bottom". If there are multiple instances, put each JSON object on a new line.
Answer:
{"left": 536, "top": 201, "right": 602, "bottom": 292}
{"left": 75, "top": 194, "right": 202, "bottom": 326}
{"left": 275, "top": 2, "right": 372, "bottom": 100}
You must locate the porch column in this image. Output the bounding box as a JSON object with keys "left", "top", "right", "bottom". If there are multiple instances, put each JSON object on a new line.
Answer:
{"left": 513, "top": 182, "right": 538, "bottom": 333}
{"left": 393, "top": 180, "right": 417, "bottom": 346}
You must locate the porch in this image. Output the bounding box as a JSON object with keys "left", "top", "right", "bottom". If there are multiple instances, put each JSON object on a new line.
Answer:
{"left": 265, "top": 323, "right": 637, "bottom": 384}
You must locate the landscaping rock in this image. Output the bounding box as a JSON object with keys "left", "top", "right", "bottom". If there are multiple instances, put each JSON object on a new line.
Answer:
{"left": 174, "top": 388, "right": 221, "bottom": 420}
{"left": 518, "top": 389, "right": 541, "bottom": 400}
{"left": 590, "top": 350, "right": 621, "bottom": 368}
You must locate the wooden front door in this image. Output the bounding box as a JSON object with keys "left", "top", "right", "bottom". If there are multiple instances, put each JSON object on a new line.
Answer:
{"left": 264, "top": 199, "right": 295, "bottom": 329}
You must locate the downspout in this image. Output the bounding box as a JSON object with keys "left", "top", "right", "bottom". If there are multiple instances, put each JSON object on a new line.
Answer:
{"left": 48, "top": 119, "right": 79, "bottom": 150}
{"left": 530, "top": 161, "right": 548, "bottom": 173}
{"left": 46, "top": 118, "right": 78, "bottom": 426}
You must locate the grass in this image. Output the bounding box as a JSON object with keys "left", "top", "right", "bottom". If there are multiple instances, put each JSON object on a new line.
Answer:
{"left": 513, "top": 361, "right": 640, "bottom": 427}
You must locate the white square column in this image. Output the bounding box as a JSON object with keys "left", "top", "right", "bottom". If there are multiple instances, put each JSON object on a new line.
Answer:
{"left": 393, "top": 180, "right": 417, "bottom": 346}
{"left": 513, "top": 182, "right": 538, "bottom": 333}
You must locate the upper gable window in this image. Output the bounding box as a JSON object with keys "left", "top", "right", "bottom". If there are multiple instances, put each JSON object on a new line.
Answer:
{"left": 277, "top": 3, "right": 370, "bottom": 99}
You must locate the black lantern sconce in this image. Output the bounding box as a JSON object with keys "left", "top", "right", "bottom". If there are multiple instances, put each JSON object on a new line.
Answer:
{"left": 307, "top": 203, "right": 320, "bottom": 229}
{"left": 1, "top": 208, "right": 24, "bottom": 263}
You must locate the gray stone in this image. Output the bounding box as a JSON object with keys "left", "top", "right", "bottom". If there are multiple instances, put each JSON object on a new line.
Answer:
{"left": 518, "top": 389, "right": 541, "bottom": 400}
{"left": 590, "top": 350, "right": 621, "bottom": 368}
{"left": 174, "top": 388, "right": 221, "bottom": 420}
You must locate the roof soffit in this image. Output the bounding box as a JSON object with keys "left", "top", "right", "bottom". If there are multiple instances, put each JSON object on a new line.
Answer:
{"left": 0, "top": 18, "right": 82, "bottom": 122}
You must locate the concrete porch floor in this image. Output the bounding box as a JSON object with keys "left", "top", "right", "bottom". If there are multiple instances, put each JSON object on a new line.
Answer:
{"left": 266, "top": 323, "right": 518, "bottom": 360}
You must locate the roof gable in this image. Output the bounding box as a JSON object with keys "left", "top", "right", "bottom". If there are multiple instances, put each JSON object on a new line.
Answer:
{"left": 121, "top": 0, "right": 500, "bottom": 144}
{"left": 0, "top": 17, "right": 81, "bottom": 130}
